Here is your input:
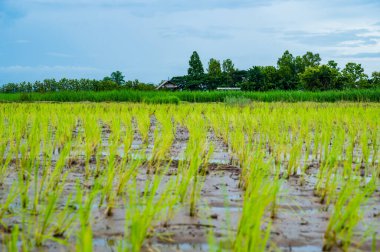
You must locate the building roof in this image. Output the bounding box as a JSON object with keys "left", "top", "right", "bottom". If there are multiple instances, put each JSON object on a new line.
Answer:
{"left": 156, "top": 80, "right": 178, "bottom": 90}
{"left": 216, "top": 87, "right": 241, "bottom": 91}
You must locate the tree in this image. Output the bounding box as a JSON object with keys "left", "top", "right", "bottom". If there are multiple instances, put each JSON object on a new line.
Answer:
{"left": 294, "top": 52, "right": 321, "bottom": 74}
{"left": 261, "top": 66, "right": 279, "bottom": 90}
{"left": 342, "top": 63, "right": 368, "bottom": 88}
{"left": 241, "top": 66, "right": 279, "bottom": 91}
{"left": 110, "top": 71, "right": 125, "bottom": 86}
{"left": 207, "top": 58, "right": 222, "bottom": 77}
{"left": 302, "top": 51, "right": 321, "bottom": 68}
{"left": 242, "top": 66, "right": 265, "bottom": 91}
{"left": 188, "top": 51, "right": 204, "bottom": 77}
{"left": 300, "top": 65, "right": 343, "bottom": 91}
{"left": 222, "top": 59, "right": 235, "bottom": 74}
{"left": 327, "top": 60, "right": 339, "bottom": 70}
{"left": 231, "top": 70, "right": 248, "bottom": 86}
{"left": 95, "top": 80, "right": 118, "bottom": 91}
{"left": 277, "top": 50, "right": 298, "bottom": 90}
{"left": 371, "top": 71, "right": 380, "bottom": 87}
{"left": 221, "top": 59, "right": 236, "bottom": 87}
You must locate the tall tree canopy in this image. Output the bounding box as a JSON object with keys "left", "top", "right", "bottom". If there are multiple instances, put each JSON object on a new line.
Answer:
{"left": 342, "top": 63, "right": 368, "bottom": 88}
{"left": 371, "top": 72, "right": 380, "bottom": 86}
{"left": 207, "top": 58, "right": 222, "bottom": 77}
{"left": 188, "top": 51, "right": 204, "bottom": 77}
{"left": 300, "top": 64, "right": 343, "bottom": 91}
{"left": 109, "top": 71, "right": 125, "bottom": 86}
{"left": 222, "top": 59, "right": 235, "bottom": 74}
{"left": 277, "top": 50, "right": 298, "bottom": 90}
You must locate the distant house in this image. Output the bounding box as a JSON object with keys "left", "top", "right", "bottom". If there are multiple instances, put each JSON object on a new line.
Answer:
{"left": 156, "top": 80, "right": 178, "bottom": 90}
{"left": 216, "top": 87, "right": 241, "bottom": 91}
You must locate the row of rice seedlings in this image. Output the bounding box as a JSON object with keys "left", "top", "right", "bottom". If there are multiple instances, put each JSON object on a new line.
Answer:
{"left": 179, "top": 113, "right": 213, "bottom": 216}
{"left": 119, "top": 165, "right": 174, "bottom": 251}
{"left": 134, "top": 107, "right": 151, "bottom": 145}
{"left": 149, "top": 107, "right": 176, "bottom": 171}
{"left": 100, "top": 117, "right": 122, "bottom": 216}
{"left": 75, "top": 183, "right": 98, "bottom": 252}
{"left": 323, "top": 175, "right": 378, "bottom": 251}
{"left": 207, "top": 106, "right": 230, "bottom": 146}
{"left": 83, "top": 113, "right": 102, "bottom": 179}
{"left": 234, "top": 177, "right": 275, "bottom": 252}
{"left": 0, "top": 114, "right": 12, "bottom": 186}
{"left": 0, "top": 184, "right": 19, "bottom": 230}
{"left": 121, "top": 112, "right": 134, "bottom": 162}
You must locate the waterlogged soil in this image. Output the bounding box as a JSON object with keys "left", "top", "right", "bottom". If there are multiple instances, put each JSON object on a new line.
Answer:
{"left": 1, "top": 117, "right": 379, "bottom": 252}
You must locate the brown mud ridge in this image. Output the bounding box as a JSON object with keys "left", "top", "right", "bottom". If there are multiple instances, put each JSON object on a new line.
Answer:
{"left": 0, "top": 119, "right": 379, "bottom": 252}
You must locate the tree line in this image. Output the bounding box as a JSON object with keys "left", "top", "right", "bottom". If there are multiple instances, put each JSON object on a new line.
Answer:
{"left": 1, "top": 50, "right": 379, "bottom": 93}
{"left": 172, "top": 51, "right": 380, "bottom": 91}
{"left": 0, "top": 71, "right": 155, "bottom": 93}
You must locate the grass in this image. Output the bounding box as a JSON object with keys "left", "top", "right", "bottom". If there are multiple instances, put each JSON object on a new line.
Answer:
{"left": 0, "top": 89, "right": 379, "bottom": 103}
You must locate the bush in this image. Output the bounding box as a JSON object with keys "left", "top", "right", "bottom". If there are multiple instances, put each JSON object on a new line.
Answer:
{"left": 143, "top": 96, "right": 180, "bottom": 104}
{"left": 20, "top": 93, "right": 32, "bottom": 102}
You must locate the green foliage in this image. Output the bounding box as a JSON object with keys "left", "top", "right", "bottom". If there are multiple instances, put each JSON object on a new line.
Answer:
{"left": 110, "top": 71, "right": 125, "bottom": 85}
{"left": 299, "top": 51, "right": 321, "bottom": 71}
{"left": 241, "top": 66, "right": 279, "bottom": 91}
{"left": 342, "top": 62, "right": 369, "bottom": 88}
{"left": 207, "top": 58, "right": 222, "bottom": 77}
{"left": 277, "top": 50, "right": 298, "bottom": 90}
{"left": 143, "top": 95, "right": 180, "bottom": 104}
{"left": 20, "top": 93, "right": 32, "bottom": 101}
{"left": 300, "top": 65, "right": 343, "bottom": 91}
{"left": 370, "top": 71, "right": 380, "bottom": 87}
{"left": 1, "top": 89, "right": 380, "bottom": 103}
{"left": 188, "top": 51, "right": 204, "bottom": 77}
{"left": 2, "top": 50, "right": 375, "bottom": 93}
{"left": 0, "top": 77, "right": 156, "bottom": 93}
{"left": 222, "top": 59, "right": 235, "bottom": 74}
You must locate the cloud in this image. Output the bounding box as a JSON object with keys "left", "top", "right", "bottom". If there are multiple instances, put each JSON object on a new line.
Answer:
{"left": 0, "top": 65, "right": 101, "bottom": 73}
{"left": 5, "top": 0, "right": 275, "bottom": 17}
{"left": 282, "top": 29, "right": 379, "bottom": 47}
{"left": 340, "top": 52, "right": 380, "bottom": 58}
{"left": 159, "top": 26, "right": 233, "bottom": 40}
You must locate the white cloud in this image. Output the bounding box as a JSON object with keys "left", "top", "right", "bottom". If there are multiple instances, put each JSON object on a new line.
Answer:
{"left": 0, "top": 65, "right": 101, "bottom": 73}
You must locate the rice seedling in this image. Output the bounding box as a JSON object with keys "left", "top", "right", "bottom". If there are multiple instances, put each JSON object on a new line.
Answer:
{"left": 234, "top": 176, "right": 274, "bottom": 252}
{"left": 5, "top": 225, "right": 19, "bottom": 252}
{"left": 148, "top": 108, "right": 175, "bottom": 170}
{"left": 75, "top": 182, "right": 98, "bottom": 252}
{"left": 323, "top": 177, "right": 376, "bottom": 251}
{"left": 0, "top": 185, "right": 19, "bottom": 229}
{"left": 119, "top": 165, "right": 171, "bottom": 252}
{"left": 0, "top": 102, "right": 378, "bottom": 251}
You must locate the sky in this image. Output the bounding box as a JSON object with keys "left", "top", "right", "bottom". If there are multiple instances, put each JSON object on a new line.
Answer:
{"left": 0, "top": 0, "right": 380, "bottom": 84}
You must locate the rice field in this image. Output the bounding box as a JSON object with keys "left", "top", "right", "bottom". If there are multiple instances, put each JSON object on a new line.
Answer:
{"left": 0, "top": 102, "right": 379, "bottom": 251}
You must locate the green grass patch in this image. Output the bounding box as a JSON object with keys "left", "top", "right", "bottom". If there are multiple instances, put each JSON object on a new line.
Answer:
{"left": 0, "top": 89, "right": 379, "bottom": 103}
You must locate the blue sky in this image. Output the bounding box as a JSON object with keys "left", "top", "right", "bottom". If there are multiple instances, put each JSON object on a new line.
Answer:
{"left": 1, "top": 0, "right": 380, "bottom": 84}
